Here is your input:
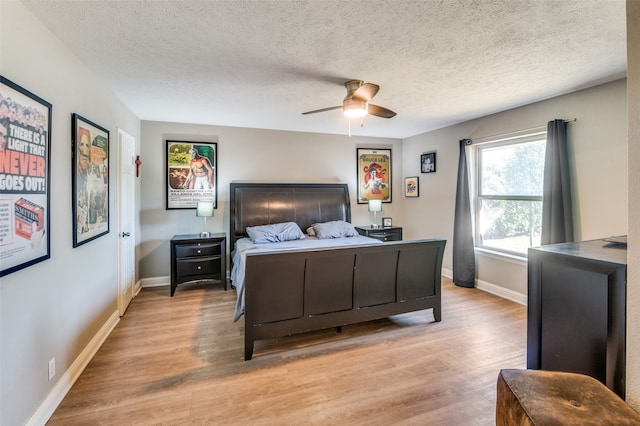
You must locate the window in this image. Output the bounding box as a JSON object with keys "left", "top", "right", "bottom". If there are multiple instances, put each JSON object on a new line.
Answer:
{"left": 474, "top": 132, "right": 546, "bottom": 257}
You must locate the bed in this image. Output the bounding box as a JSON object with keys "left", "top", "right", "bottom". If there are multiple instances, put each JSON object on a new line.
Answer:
{"left": 229, "top": 182, "right": 446, "bottom": 360}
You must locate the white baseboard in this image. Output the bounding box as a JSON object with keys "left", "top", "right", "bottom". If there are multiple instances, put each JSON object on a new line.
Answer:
{"left": 27, "top": 310, "right": 120, "bottom": 426}
{"left": 140, "top": 276, "right": 170, "bottom": 288}
{"left": 139, "top": 275, "right": 230, "bottom": 289}
{"left": 442, "top": 267, "right": 453, "bottom": 279}
{"left": 441, "top": 267, "right": 527, "bottom": 306}
{"left": 476, "top": 279, "right": 527, "bottom": 305}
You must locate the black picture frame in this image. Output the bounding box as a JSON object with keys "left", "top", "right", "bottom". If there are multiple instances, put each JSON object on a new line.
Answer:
{"left": 356, "top": 147, "right": 392, "bottom": 204}
{"left": 404, "top": 176, "right": 419, "bottom": 197}
{"left": 0, "top": 76, "right": 52, "bottom": 276}
{"left": 382, "top": 217, "right": 393, "bottom": 227}
{"left": 421, "top": 152, "right": 436, "bottom": 173}
{"left": 72, "top": 113, "right": 110, "bottom": 247}
{"left": 166, "top": 140, "right": 218, "bottom": 210}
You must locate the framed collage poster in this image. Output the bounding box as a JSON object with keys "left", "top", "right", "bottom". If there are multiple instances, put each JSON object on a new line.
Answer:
{"left": 356, "top": 148, "right": 391, "bottom": 204}
{"left": 72, "top": 113, "right": 110, "bottom": 247}
{"left": 0, "top": 76, "right": 52, "bottom": 276}
{"left": 166, "top": 140, "right": 217, "bottom": 210}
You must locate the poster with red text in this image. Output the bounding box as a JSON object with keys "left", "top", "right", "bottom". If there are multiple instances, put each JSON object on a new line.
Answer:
{"left": 0, "top": 76, "right": 51, "bottom": 277}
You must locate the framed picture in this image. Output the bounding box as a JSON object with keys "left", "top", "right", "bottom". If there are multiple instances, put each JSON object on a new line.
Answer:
{"left": 404, "top": 176, "right": 419, "bottom": 197}
{"left": 0, "top": 76, "right": 52, "bottom": 276}
{"left": 357, "top": 148, "right": 391, "bottom": 204}
{"left": 421, "top": 151, "right": 436, "bottom": 173}
{"left": 382, "top": 217, "right": 393, "bottom": 228}
{"left": 72, "top": 113, "right": 110, "bottom": 247}
{"left": 166, "top": 140, "right": 217, "bottom": 210}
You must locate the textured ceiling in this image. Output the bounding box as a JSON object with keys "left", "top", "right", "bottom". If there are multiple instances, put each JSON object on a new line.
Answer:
{"left": 21, "top": 0, "right": 627, "bottom": 139}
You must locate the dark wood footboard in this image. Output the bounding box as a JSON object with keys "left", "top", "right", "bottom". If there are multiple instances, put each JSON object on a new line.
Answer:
{"left": 243, "top": 238, "right": 446, "bottom": 360}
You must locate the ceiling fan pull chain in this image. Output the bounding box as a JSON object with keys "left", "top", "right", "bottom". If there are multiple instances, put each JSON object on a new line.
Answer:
{"left": 348, "top": 119, "right": 352, "bottom": 137}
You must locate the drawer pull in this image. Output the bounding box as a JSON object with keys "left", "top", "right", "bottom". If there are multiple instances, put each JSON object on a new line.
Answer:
{"left": 197, "top": 249, "right": 202, "bottom": 254}
{"left": 197, "top": 266, "right": 202, "bottom": 270}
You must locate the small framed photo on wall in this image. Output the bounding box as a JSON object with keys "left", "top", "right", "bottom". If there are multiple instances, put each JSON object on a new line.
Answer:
{"left": 421, "top": 152, "right": 436, "bottom": 173}
{"left": 404, "top": 176, "right": 419, "bottom": 197}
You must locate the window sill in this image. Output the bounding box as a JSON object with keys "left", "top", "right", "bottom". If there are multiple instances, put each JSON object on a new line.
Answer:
{"left": 475, "top": 247, "right": 527, "bottom": 265}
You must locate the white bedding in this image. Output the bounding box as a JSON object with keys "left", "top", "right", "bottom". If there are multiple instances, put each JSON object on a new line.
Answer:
{"left": 231, "top": 235, "right": 382, "bottom": 321}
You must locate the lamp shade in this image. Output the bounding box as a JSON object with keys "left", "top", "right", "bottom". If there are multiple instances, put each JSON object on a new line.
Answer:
{"left": 343, "top": 99, "right": 368, "bottom": 118}
{"left": 196, "top": 201, "right": 214, "bottom": 217}
{"left": 368, "top": 199, "right": 382, "bottom": 212}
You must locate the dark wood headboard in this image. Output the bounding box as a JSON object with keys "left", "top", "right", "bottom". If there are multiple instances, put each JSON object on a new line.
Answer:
{"left": 229, "top": 182, "right": 351, "bottom": 248}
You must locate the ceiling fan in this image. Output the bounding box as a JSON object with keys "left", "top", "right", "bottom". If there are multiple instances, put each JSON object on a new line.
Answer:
{"left": 302, "top": 80, "right": 396, "bottom": 119}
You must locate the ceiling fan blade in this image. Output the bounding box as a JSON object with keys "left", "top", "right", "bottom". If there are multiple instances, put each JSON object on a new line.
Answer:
{"left": 352, "top": 83, "right": 380, "bottom": 102}
{"left": 302, "top": 105, "right": 342, "bottom": 115}
{"left": 368, "top": 104, "right": 396, "bottom": 118}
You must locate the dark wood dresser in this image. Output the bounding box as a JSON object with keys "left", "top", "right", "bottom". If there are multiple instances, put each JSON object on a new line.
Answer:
{"left": 170, "top": 233, "right": 226, "bottom": 296}
{"left": 527, "top": 238, "right": 627, "bottom": 398}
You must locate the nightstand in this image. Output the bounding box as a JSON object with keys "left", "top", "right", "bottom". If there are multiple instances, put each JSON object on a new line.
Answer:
{"left": 170, "top": 233, "right": 226, "bottom": 296}
{"left": 355, "top": 226, "right": 403, "bottom": 242}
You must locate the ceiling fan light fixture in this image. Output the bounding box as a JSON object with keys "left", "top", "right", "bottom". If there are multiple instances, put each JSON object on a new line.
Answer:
{"left": 343, "top": 100, "right": 368, "bottom": 118}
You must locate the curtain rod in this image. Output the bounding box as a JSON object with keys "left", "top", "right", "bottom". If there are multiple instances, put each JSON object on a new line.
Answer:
{"left": 469, "top": 118, "right": 577, "bottom": 145}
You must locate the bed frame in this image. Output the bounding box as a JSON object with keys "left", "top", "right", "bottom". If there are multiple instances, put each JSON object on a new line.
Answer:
{"left": 229, "top": 182, "right": 446, "bottom": 360}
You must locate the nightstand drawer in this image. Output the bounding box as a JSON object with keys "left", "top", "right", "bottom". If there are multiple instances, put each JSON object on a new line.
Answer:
{"left": 355, "top": 226, "right": 403, "bottom": 242}
{"left": 176, "top": 256, "right": 221, "bottom": 277}
{"left": 175, "top": 242, "right": 221, "bottom": 258}
{"left": 366, "top": 230, "right": 401, "bottom": 241}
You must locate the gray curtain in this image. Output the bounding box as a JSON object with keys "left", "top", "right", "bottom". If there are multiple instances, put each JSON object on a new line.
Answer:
{"left": 541, "top": 119, "right": 574, "bottom": 245}
{"left": 453, "top": 138, "right": 475, "bottom": 288}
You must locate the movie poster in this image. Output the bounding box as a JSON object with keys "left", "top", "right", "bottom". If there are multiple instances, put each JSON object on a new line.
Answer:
{"left": 0, "top": 76, "right": 52, "bottom": 276}
{"left": 357, "top": 148, "right": 392, "bottom": 204}
{"left": 166, "top": 140, "right": 217, "bottom": 209}
{"left": 72, "top": 113, "right": 109, "bottom": 247}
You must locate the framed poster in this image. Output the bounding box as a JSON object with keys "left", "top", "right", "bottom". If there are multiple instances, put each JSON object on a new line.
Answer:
{"left": 421, "top": 151, "right": 436, "bottom": 173}
{"left": 404, "top": 176, "right": 419, "bottom": 197}
{"left": 357, "top": 148, "right": 391, "bottom": 204}
{"left": 166, "top": 140, "right": 217, "bottom": 210}
{"left": 0, "top": 76, "right": 52, "bottom": 276}
{"left": 72, "top": 113, "right": 110, "bottom": 247}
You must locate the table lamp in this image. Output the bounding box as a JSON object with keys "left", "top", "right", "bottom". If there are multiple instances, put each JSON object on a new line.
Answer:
{"left": 368, "top": 199, "right": 382, "bottom": 228}
{"left": 196, "top": 201, "right": 214, "bottom": 237}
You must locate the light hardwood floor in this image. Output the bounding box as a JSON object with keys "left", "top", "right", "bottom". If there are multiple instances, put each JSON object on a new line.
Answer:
{"left": 48, "top": 277, "right": 526, "bottom": 425}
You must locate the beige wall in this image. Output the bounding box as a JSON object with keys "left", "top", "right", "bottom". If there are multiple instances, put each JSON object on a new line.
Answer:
{"left": 402, "top": 79, "right": 628, "bottom": 300}
{"left": 626, "top": 0, "right": 640, "bottom": 410}
{"left": 138, "top": 121, "right": 401, "bottom": 280}
{"left": 0, "top": 2, "right": 140, "bottom": 425}
{"left": 140, "top": 80, "right": 628, "bottom": 302}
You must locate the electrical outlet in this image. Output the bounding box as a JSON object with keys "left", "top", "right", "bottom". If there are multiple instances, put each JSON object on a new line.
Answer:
{"left": 48, "top": 357, "right": 55, "bottom": 381}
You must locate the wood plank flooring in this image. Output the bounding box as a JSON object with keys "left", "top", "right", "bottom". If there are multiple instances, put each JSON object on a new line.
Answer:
{"left": 48, "top": 277, "right": 526, "bottom": 425}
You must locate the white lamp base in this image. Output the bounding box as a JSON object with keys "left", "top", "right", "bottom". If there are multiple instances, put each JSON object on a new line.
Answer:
{"left": 200, "top": 231, "right": 211, "bottom": 238}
